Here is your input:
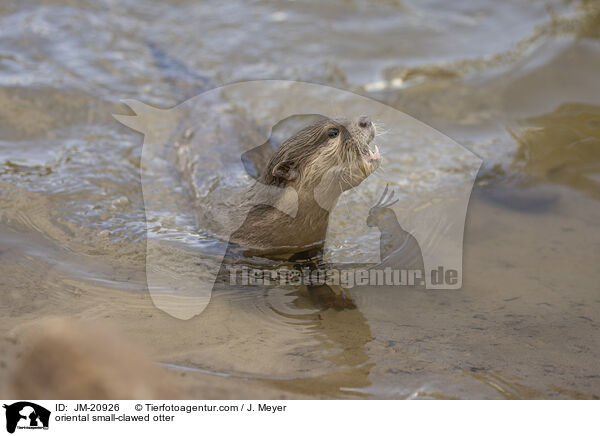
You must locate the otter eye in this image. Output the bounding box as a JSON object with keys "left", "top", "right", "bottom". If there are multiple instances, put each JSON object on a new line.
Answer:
{"left": 327, "top": 128, "right": 339, "bottom": 138}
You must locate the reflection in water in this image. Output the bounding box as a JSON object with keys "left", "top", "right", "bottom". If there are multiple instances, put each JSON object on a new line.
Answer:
{"left": 200, "top": 282, "right": 374, "bottom": 397}
{"left": 267, "top": 287, "right": 374, "bottom": 397}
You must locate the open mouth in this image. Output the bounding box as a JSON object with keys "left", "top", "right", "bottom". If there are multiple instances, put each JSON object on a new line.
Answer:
{"left": 359, "top": 140, "right": 381, "bottom": 163}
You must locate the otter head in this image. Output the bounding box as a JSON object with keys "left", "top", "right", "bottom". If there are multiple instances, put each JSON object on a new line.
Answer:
{"left": 260, "top": 116, "right": 382, "bottom": 198}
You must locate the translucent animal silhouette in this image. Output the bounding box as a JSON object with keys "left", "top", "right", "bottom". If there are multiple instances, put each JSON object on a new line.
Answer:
{"left": 367, "top": 185, "right": 424, "bottom": 273}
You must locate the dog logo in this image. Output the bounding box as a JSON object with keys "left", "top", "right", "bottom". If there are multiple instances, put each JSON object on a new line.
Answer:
{"left": 3, "top": 402, "right": 50, "bottom": 434}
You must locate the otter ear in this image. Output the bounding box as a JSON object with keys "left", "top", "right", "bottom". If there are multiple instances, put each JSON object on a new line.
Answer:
{"left": 272, "top": 161, "right": 298, "bottom": 181}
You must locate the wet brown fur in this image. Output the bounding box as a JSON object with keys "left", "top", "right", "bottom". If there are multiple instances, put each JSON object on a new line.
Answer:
{"left": 230, "top": 116, "right": 380, "bottom": 259}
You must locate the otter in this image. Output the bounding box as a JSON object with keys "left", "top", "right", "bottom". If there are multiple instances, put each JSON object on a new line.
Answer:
{"left": 227, "top": 115, "right": 381, "bottom": 261}
{"left": 214, "top": 115, "right": 381, "bottom": 309}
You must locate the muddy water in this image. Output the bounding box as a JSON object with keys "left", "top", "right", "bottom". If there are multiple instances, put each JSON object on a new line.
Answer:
{"left": 1, "top": 0, "right": 599, "bottom": 398}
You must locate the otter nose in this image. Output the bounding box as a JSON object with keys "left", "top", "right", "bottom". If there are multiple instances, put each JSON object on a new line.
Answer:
{"left": 358, "top": 116, "right": 371, "bottom": 129}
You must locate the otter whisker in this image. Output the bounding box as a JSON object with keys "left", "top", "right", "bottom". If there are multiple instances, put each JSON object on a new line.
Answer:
{"left": 339, "top": 180, "right": 353, "bottom": 217}
{"left": 372, "top": 168, "right": 385, "bottom": 178}
{"left": 373, "top": 121, "right": 389, "bottom": 135}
